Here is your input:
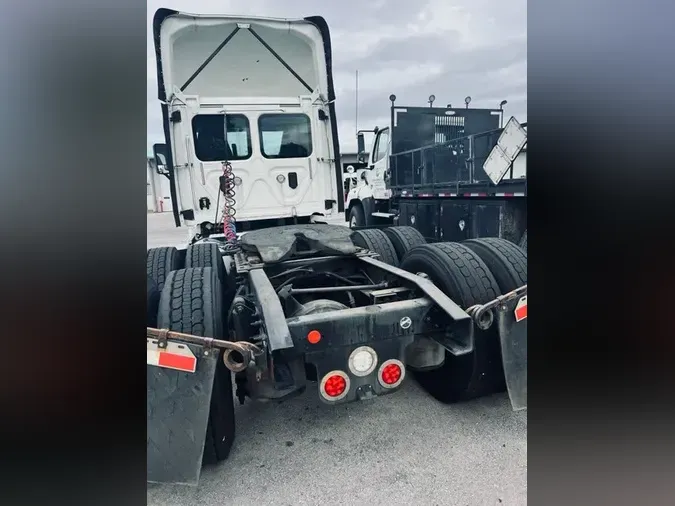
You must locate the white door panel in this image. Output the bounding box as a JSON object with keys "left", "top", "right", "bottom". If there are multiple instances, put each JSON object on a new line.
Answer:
{"left": 187, "top": 109, "right": 331, "bottom": 221}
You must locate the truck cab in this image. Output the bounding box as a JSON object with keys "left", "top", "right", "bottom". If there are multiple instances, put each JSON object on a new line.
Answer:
{"left": 152, "top": 10, "right": 344, "bottom": 241}
{"left": 345, "top": 95, "right": 527, "bottom": 246}
{"left": 344, "top": 125, "right": 392, "bottom": 228}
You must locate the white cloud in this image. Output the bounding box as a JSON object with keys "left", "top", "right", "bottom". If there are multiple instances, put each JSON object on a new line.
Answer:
{"left": 409, "top": 0, "right": 526, "bottom": 50}
{"left": 333, "top": 63, "right": 444, "bottom": 97}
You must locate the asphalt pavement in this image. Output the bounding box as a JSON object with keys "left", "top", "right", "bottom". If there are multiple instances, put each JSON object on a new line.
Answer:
{"left": 146, "top": 212, "right": 527, "bottom": 506}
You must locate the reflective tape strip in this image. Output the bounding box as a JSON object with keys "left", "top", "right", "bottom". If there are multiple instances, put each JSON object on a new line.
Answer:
{"left": 147, "top": 339, "right": 197, "bottom": 373}
{"left": 514, "top": 296, "right": 528, "bottom": 322}
{"left": 496, "top": 192, "right": 526, "bottom": 197}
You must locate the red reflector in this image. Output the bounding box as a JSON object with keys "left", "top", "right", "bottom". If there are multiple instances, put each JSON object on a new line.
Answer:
{"left": 158, "top": 352, "right": 196, "bottom": 372}
{"left": 147, "top": 339, "right": 197, "bottom": 373}
{"left": 307, "top": 330, "right": 322, "bottom": 344}
{"left": 324, "top": 375, "right": 347, "bottom": 397}
{"left": 514, "top": 296, "right": 527, "bottom": 322}
{"left": 381, "top": 363, "right": 402, "bottom": 385}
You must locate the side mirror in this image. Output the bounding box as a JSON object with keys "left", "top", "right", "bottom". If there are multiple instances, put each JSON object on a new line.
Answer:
{"left": 152, "top": 143, "right": 170, "bottom": 176}
{"left": 356, "top": 132, "right": 367, "bottom": 163}
{"left": 154, "top": 154, "right": 168, "bottom": 175}
{"left": 357, "top": 133, "right": 365, "bottom": 154}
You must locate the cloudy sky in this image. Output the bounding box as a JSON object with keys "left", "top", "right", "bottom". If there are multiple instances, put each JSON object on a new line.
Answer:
{"left": 147, "top": 0, "right": 526, "bottom": 154}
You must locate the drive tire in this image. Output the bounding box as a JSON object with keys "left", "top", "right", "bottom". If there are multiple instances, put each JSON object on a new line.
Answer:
{"left": 147, "top": 247, "right": 182, "bottom": 292}
{"left": 348, "top": 204, "right": 366, "bottom": 229}
{"left": 383, "top": 226, "right": 427, "bottom": 263}
{"left": 463, "top": 237, "right": 527, "bottom": 293}
{"left": 400, "top": 242, "right": 503, "bottom": 402}
{"left": 351, "top": 228, "right": 398, "bottom": 266}
{"left": 147, "top": 276, "right": 160, "bottom": 327}
{"left": 186, "top": 243, "right": 227, "bottom": 284}
{"left": 157, "top": 267, "right": 235, "bottom": 465}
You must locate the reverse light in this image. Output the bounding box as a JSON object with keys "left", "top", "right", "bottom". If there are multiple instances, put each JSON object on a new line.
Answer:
{"left": 348, "top": 346, "right": 378, "bottom": 376}
{"left": 319, "top": 370, "right": 350, "bottom": 401}
{"left": 378, "top": 359, "right": 405, "bottom": 389}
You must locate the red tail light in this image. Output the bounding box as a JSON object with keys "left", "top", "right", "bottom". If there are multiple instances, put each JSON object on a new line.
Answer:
{"left": 378, "top": 359, "right": 405, "bottom": 389}
{"left": 319, "top": 370, "right": 350, "bottom": 401}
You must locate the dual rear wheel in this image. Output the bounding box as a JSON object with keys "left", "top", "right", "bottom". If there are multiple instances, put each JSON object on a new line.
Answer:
{"left": 349, "top": 225, "right": 527, "bottom": 403}
{"left": 350, "top": 226, "right": 427, "bottom": 266}
{"left": 147, "top": 243, "right": 236, "bottom": 465}
{"left": 400, "top": 237, "right": 527, "bottom": 402}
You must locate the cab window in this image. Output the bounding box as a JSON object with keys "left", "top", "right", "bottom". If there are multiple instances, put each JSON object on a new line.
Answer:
{"left": 192, "top": 114, "right": 252, "bottom": 161}
{"left": 259, "top": 114, "right": 313, "bottom": 159}
{"left": 372, "top": 128, "right": 390, "bottom": 164}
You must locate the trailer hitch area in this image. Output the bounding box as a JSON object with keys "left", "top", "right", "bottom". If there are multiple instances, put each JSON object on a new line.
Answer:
{"left": 467, "top": 285, "right": 527, "bottom": 411}
{"left": 146, "top": 327, "right": 264, "bottom": 374}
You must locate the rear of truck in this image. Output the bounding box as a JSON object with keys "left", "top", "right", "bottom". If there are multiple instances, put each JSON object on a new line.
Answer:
{"left": 147, "top": 228, "right": 527, "bottom": 485}
{"left": 148, "top": 8, "right": 527, "bottom": 487}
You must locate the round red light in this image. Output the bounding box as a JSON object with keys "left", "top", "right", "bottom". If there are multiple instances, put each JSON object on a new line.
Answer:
{"left": 323, "top": 374, "right": 347, "bottom": 397}
{"left": 307, "top": 330, "right": 321, "bottom": 344}
{"left": 381, "top": 363, "right": 402, "bottom": 385}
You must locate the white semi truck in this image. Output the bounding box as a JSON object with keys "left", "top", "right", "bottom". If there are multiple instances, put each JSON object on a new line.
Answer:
{"left": 345, "top": 97, "right": 527, "bottom": 252}
{"left": 147, "top": 9, "right": 527, "bottom": 486}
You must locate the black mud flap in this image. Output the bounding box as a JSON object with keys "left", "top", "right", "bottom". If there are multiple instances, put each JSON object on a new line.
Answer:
{"left": 147, "top": 342, "right": 216, "bottom": 485}
{"left": 496, "top": 294, "right": 527, "bottom": 411}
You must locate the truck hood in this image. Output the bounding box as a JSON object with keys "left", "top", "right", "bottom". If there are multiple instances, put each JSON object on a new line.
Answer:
{"left": 153, "top": 9, "right": 334, "bottom": 102}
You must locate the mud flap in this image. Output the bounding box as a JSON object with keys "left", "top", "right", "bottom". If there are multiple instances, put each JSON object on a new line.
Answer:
{"left": 496, "top": 295, "right": 527, "bottom": 411}
{"left": 147, "top": 342, "right": 216, "bottom": 485}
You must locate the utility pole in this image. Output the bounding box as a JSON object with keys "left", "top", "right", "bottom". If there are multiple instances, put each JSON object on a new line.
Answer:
{"left": 355, "top": 70, "right": 359, "bottom": 136}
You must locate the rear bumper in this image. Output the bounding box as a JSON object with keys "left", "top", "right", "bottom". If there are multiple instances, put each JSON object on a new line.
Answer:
{"left": 285, "top": 298, "right": 433, "bottom": 403}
